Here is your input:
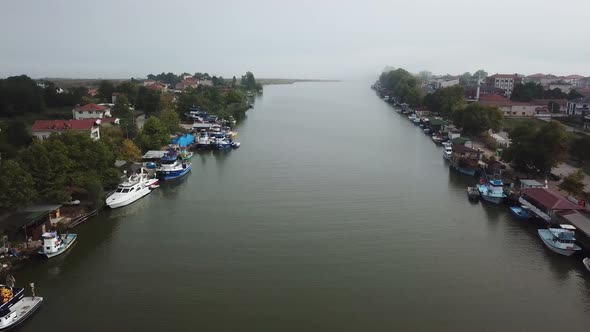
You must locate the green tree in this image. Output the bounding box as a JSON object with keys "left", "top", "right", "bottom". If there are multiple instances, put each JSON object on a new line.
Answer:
{"left": 112, "top": 95, "right": 136, "bottom": 138}
{"left": 452, "top": 103, "right": 503, "bottom": 136}
{"left": 0, "top": 75, "right": 45, "bottom": 116}
{"left": 473, "top": 70, "right": 488, "bottom": 80}
{"left": 502, "top": 122, "right": 568, "bottom": 174}
{"left": 423, "top": 86, "right": 465, "bottom": 117}
{"left": 240, "top": 72, "right": 257, "bottom": 91}
{"left": 138, "top": 116, "right": 169, "bottom": 150}
{"left": 459, "top": 72, "right": 472, "bottom": 86}
{"left": 378, "top": 68, "right": 422, "bottom": 106}
{"left": 0, "top": 160, "right": 37, "bottom": 209}
{"left": 548, "top": 101, "right": 561, "bottom": 113}
{"left": 118, "top": 139, "right": 142, "bottom": 161}
{"left": 136, "top": 86, "right": 161, "bottom": 115}
{"left": 19, "top": 140, "right": 71, "bottom": 202}
{"left": 116, "top": 81, "right": 139, "bottom": 105}
{"left": 570, "top": 135, "right": 590, "bottom": 163}
{"left": 159, "top": 109, "right": 180, "bottom": 134}
{"left": 100, "top": 125, "right": 124, "bottom": 150}
{"left": 559, "top": 170, "right": 585, "bottom": 196}
{"left": 232, "top": 76, "right": 237, "bottom": 87}
{"left": 98, "top": 80, "right": 115, "bottom": 103}
{"left": 568, "top": 89, "right": 583, "bottom": 100}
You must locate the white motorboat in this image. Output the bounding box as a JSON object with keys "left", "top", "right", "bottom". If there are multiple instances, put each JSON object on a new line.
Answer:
{"left": 0, "top": 278, "right": 42, "bottom": 331}
{"left": 106, "top": 170, "right": 159, "bottom": 208}
{"left": 443, "top": 146, "right": 452, "bottom": 160}
{"left": 38, "top": 233, "right": 77, "bottom": 258}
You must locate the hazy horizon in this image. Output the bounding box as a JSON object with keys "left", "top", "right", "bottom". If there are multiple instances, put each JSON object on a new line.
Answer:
{"left": 1, "top": 0, "right": 589, "bottom": 80}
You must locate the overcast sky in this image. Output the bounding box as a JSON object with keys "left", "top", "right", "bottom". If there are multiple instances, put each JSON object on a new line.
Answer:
{"left": 1, "top": 0, "right": 589, "bottom": 79}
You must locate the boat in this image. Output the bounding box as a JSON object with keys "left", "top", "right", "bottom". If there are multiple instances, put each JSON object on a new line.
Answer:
{"left": 196, "top": 130, "right": 211, "bottom": 149}
{"left": 230, "top": 139, "right": 241, "bottom": 148}
{"left": 423, "top": 128, "right": 431, "bottom": 135}
{"left": 408, "top": 114, "right": 417, "bottom": 121}
{"left": 106, "top": 170, "right": 159, "bottom": 208}
{"left": 38, "top": 232, "right": 77, "bottom": 258}
{"left": 583, "top": 258, "right": 590, "bottom": 272}
{"left": 179, "top": 146, "right": 193, "bottom": 161}
{"left": 476, "top": 179, "right": 507, "bottom": 204}
{"left": 0, "top": 277, "right": 42, "bottom": 330}
{"left": 467, "top": 187, "right": 480, "bottom": 200}
{"left": 442, "top": 141, "right": 452, "bottom": 148}
{"left": 432, "top": 135, "right": 444, "bottom": 144}
{"left": 443, "top": 146, "right": 452, "bottom": 160}
{"left": 538, "top": 228, "right": 582, "bottom": 256}
{"left": 213, "top": 138, "right": 233, "bottom": 149}
{"left": 60, "top": 199, "right": 81, "bottom": 206}
{"left": 509, "top": 206, "right": 530, "bottom": 220}
{"left": 157, "top": 160, "right": 191, "bottom": 180}
{"left": 413, "top": 118, "right": 421, "bottom": 125}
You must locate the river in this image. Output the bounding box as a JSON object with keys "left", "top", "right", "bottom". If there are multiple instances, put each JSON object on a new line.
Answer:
{"left": 15, "top": 80, "right": 590, "bottom": 331}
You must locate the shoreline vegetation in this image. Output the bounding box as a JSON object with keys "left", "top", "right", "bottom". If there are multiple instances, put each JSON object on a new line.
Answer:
{"left": 0, "top": 71, "right": 264, "bottom": 211}
{"left": 32, "top": 78, "right": 341, "bottom": 88}
{"left": 374, "top": 67, "right": 590, "bottom": 200}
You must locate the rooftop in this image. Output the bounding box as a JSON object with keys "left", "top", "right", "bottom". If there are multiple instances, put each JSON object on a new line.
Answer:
{"left": 32, "top": 119, "right": 99, "bottom": 131}
{"left": 78, "top": 103, "right": 108, "bottom": 111}
{"left": 558, "top": 210, "right": 590, "bottom": 237}
{"left": 521, "top": 188, "right": 585, "bottom": 211}
{"left": 452, "top": 144, "right": 478, "bottom": 154}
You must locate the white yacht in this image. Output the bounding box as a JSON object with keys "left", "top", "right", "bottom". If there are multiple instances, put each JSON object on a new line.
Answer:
{"left": 0, "top": 277, "right": 42, "bottom": 331}
{"left": 106, "top": 170, "right": 159, "bottom": 209}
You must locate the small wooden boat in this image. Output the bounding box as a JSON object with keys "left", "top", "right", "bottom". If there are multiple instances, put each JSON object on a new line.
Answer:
{"left": 38, "top": 233, "right": 77, "bottom": 258}
{"left": 509, "top": 206, "right": 530, "bottom": 220}
{"left": 583, "top": 258, "right": 590, "bottom": 272}
{"left": 467, "top": 187, "right": 480, "bottom": 200}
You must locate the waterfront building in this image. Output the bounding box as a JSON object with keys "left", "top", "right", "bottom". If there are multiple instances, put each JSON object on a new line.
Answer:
{"left": 478, "top": 95, "right": 539, "bottom": 117}
{"left": 519, "top": 188, "right": 585, "bottom": 222}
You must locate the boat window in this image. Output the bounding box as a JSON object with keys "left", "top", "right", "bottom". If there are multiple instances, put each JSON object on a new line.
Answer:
{"left": 116, "top": 188, "right": 123, "bottom": 193}
{"left": 129, "top": 188, "right": 135, "bottom": 192}
{"left": 122, "top": 189, "right": 130, "bottom": 193}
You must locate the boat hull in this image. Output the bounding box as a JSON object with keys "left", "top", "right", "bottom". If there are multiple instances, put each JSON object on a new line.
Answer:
{"left": 107, "top": 187, "right": 151, "bottom": 209}
{"left": 0, "top": 296, "right": 43, "bottom": 331}
{"left": 509, "top": 207, "right": 530, "bottom": 220}
{"left": 39, "top": 234, "right": 77, "bottom": 258}
{"left": 158, "top": 164, "right": 191, "bottom": 181}
{"left": 538, "top": 229, "right": 581, "bottom": 256}
{"left": 480, "top": 195, "right": 504, "bottom": 204}
{"left": 584, "top": 258, "right": 590, "bottom": 272}
{"left": 450, "top": 164, "right": 476, "bottom": 176}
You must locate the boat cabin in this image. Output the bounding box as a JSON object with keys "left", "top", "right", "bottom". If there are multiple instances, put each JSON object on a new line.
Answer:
{"left": 40, "top": 232, "right": 63, "bottom": 255}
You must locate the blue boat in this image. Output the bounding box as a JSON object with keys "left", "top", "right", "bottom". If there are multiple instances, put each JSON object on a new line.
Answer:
{"left": 538, "top": 228, "right": 582, "bottom": 256}
{"left": 477, "top": 179, "right": 507, "bottom": 204}
{"left": 509, "top": 206, "right": 530, "bottom": 220}
{"left": 156, "top": 148, "right": 191, "bottom": 180}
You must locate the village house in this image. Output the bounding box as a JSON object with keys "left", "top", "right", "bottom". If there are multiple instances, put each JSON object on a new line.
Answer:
{"left": 486, "top": 74, "right": 523, "bottom": 97}
{"left": 478, "top": 95, "right": 539, "bottom": 117}
{"left": 175, "top": 78, "right": 199, "bottom": 91}
{"left": 72, "top": 103, "right": 112, "bottom": 120}
{"left": 565, "top": 96, "right": 590, "bottom": 116}
{"left": 31, "top": 118, "right": 119, "bottom": 141}
{"left": 147, "top": 82, "right": 167, "bottom": 92}
{"left": 548, "top": 82, "right": 573, "bottom": 93}
{"left": 435, "top": 77, "right": 459, "bottom": 89}
{"left": 143, "top": 79, "right": 156, "bottom": 86}
{"left": 562, "top": 74, "right": 586, "bottom": 88}
{"left": 519, "top": 188, "right": 585, "bottom": 222}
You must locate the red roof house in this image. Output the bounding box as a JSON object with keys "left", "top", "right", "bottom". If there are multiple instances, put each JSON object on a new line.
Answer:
{"left": 73, "top": 103, "right": 112, "bottom": 120}
{"left": 520, "top": 188, "right": 584, "bottom": 221}
{"left": 31, "top": 119, "right": 103, "bottom": 141}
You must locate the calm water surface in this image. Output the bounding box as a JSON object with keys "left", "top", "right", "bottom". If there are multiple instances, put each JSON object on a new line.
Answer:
{"left": 15, "top": 81, "right": 590, "bottom": 331}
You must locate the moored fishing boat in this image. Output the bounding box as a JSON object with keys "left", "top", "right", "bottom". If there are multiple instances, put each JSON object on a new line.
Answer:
{"left": 538, "top": 227, "right": 581, "bottom": 256}
{"left": 38, "top": 232, "right": 77, "bottom": 258}
{"left": 106, "top": 169, "right": 159, "bottom": 208}
{"left": 196, "top": 130, "right": 211, "bottom": 149}
{"left": 477, "top": 179, "right": 507, "bottom": 204}
{"left": 0, "top": 277, "right": 43, "bottom": 330}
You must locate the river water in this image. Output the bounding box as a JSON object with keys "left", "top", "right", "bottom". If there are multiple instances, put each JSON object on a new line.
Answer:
{"left": 15, "top": 81, "right": 590, "bottom": 331}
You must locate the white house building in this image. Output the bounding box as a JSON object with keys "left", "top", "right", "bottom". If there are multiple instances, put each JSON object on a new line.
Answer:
{"left": 31, "top": 118, "right": 119, "bottom": 141}
{"left": 566, "top": 96, "right": 590, "bottom": 116}
{"left": 73, "top": 103, "right": 112, "bottom": 120}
